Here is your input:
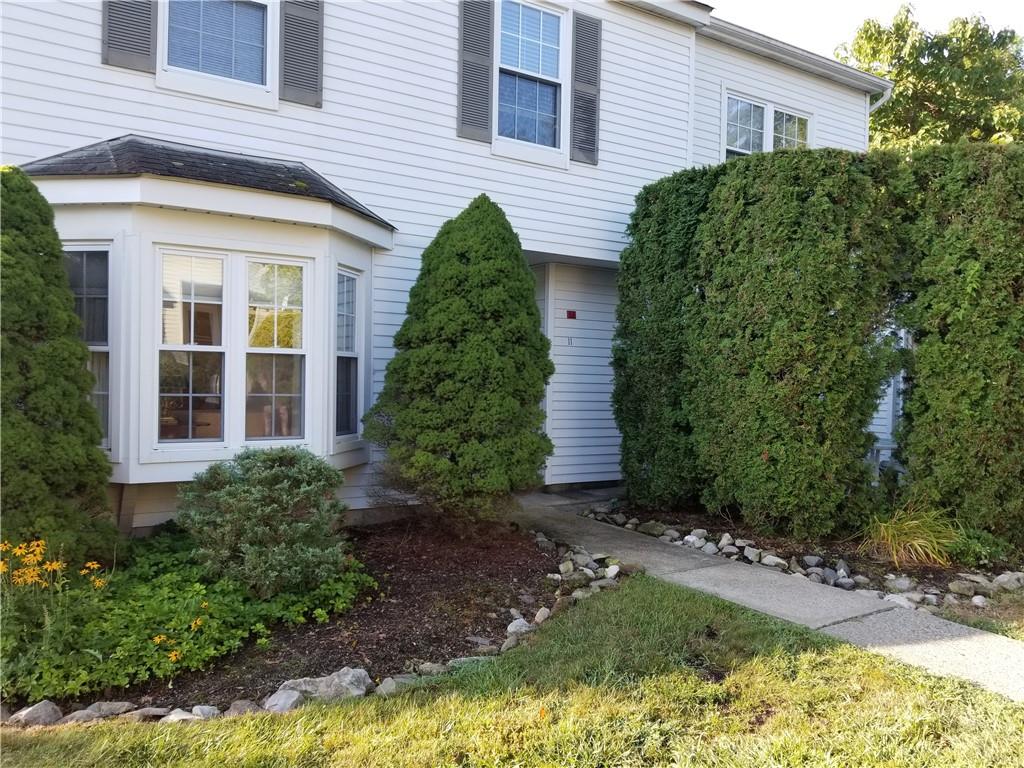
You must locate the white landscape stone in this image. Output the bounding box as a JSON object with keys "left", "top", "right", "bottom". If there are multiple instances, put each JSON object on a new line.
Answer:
{"left": 57, "top": 710, "right": 102, "bottom": 725}
{"left": 971, "top": 595, "right": 989, "bottom": 608}
{"left": 507, "top": 618, "right": 534, "bottom": 636}
{"left": 87, "top": 701, "right": 136, "bottom": 718}
{"left": 533, "top": 606, "right": 551, "bottom": 624}
{"left": 605, "top": 564, "right": 620, "bottom": 579}
{"left": 191, "top": 705, "right": 220, "bottom": 719}
{"left": 160, "top": 708, "right": 201, "bottom": 723}
{"left": 277, "top": 668, "right": 374, "bottom": 702}
{"left": 883, "top": 594, "right": 917, "bottom": 610}
{"left": 9, "top": 701, "right": 62, "bottom": 727}
{"left": 263, "top": 689, "right": 305, "bottom": 713}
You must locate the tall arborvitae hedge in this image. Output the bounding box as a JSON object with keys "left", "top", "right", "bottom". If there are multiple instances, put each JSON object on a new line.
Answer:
{"left": 687, "top": 150, "right": 904, "bottom": 537}
{"left": 612, "top": 165, "right": 725, "bottom": 509}
{"left": 900, "top": 143, "right": 1024, "bottom": 545}
{"left": 364, "top": 194, "right": 553, "bottom": 516}
{"left": 1, "top": 167, "right": 114, "bottom": 559}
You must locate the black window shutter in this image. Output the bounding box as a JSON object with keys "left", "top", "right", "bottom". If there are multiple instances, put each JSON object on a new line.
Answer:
{"left": 457, "top": 0, "right": 493, "bottom": 141}
{"left": 281, "top": 0, "right": 324, "bottom": 107}
{"left": 571, "top": 12, "right": 601, "bottom": 165}
{"left": 102, "top": 0, "right": 156, "bottom": 73}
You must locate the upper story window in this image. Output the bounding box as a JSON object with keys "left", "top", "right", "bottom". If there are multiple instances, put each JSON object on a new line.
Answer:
{"left": 773, "top": 109, "right": 809, "bottom": 149}
{"left": 168, "top": 0, "right": 267, "bottom": 85}
{"left": 497, "top": 1, "right": 563, "bottom": 148}
{"left": 65, "top": 249, "right": 110, "bottom": 447}
{"left": 725, "top": 94, "right": 813, "bottom": 160}
{"left": 725, "top": 96, "right": 765, "bottom": 159}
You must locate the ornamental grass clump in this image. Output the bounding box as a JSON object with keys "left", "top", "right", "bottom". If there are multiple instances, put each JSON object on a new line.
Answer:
{"left": 364, "top": 194, "right": 554, "bottom": 518}
{"left": 178, "top": 447, "right": 356, "bottom": 599}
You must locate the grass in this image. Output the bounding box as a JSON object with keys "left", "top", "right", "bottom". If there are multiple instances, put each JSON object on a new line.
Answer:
{"left": 5, "top": 576, "right": 1024, "bottom": 768}
{"left": 940, "top": 590, "right": 1024, "bottom": 642}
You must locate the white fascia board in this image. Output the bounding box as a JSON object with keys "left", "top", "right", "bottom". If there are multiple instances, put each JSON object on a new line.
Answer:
{"left": 32, "top": 175, "right": 394, "bottom": 250}
{"left": 614, "top": 0, "right": 712, "bottom": 27}
{"left": 699, "top": 18, "right": 893, "bottom": 95}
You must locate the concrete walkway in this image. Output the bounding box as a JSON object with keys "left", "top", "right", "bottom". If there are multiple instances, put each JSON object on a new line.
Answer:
{"left": 515, "top": 490, "right": 1024, "bottom": 703}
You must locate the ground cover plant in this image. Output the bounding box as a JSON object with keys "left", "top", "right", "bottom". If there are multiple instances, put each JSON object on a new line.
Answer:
{"left": 0, "top": 166, "right": 114, "bottom": 561}
{"left": 364, "top": 194, "right": 554, "bottom": 517}
{"left": 6, "top": 577, "right": 1023, "bottom": 768}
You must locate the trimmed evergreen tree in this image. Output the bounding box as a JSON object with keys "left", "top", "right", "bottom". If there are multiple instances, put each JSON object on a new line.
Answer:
{"left": 1, "top": 166, "right": 114, "bottom": 560}
{"left": 364, "top": 194, "right": 554, "bottom": 516}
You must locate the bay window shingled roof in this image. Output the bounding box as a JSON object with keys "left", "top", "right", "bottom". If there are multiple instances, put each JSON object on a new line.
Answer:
{"left": 21, "top": 134, "right": 393, "bottom": 230}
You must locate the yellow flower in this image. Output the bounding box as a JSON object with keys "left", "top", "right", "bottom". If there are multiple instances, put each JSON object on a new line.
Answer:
{"left": 168, "top": 650, "right": 183, "bottom": 663}
{"left": 152, "top": 634, "right": 167, "bottom": 644}
{"left": 84, "top": 561, "right": 102, "bottom": 571}
{"left": 0, "top": 541, "right": 10, "bottom": 552}
{"left": 200, "top": 601, "right": 209, "bottom": 609}
{"left": 12, "top": 567, "right": 43, "bottom": 586}
{"left": 29, "top": 540, "right": 46, "bottom": 553}
{"left": 79, "top": 568, "right": 90, "bottom": 575}
{"left": 190, "top": 617, "right": 203, "bottom": 631}
{"left": 90, "top": 576, "right": 107, "bottom": 589}
{"left": 43, "top": 560, "right": 65, "bottom": 573}
{"left": 0, "top": 560, "right": 8, "bottom": 574}
{"left": 12, "top": 544, "right": 27, "bottom": 557}
{"left": 21, "top": 552, "right": 43, "bottom": 566}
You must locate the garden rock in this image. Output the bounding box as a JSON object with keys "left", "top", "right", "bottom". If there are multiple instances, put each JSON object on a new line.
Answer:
{"left": 901, "top": 592, "right": 925, "bottom": 604}
{"left": 590, "top": 578, "right": 619, "bottom": 589}
{"left": 637, "top": 521, "right": 666, "bottom": 537}
{"left": 572, "top": 552, "right": 593, "bottom": 567}
{"left": 87, "top": 701, "right": 136, "bottom": 718}
{"left": 535, "top": 539, "right": 555, "bottom": 552}
{"left": 735, "top": 539, "right": 754, "bottom": 548}
{"left": 853, "top": 575, "right": 872, "bottom": 587}
{"left": 447, "top": 656, "right": 493, "bottom": 669}
{"left": 263, "top": 690, "right": 305, "bottom": 713}
{"left": 120, "top": 707, "right": 171, "bottom": 722}
{"left": 835, "top": 578, "right": 856, "bottom": 590}
{"left": 721, "top": 545, "right": 739, "bottom": 556}
{"left": 943, "top": 593, "right": 960, "bottom": 606}
{"left": 802, "top": 555, "right": 823, "bottom": 568}
{"left": 558, "top": 560, "right": 574, "bottom": 575}
{"left": 808, "top": 572, "right": 823, "bottom": 584}
{"left": 835, "top": 559, "right": 851, "bottom": 578}
{"left": 971, "top": 595, "right": 989, "bottom": 608}
{"left": 947, "top": 580, "right": 976, "bottom": 597}
{"left": 582, "top": 567, "right": 596, "bottom": 578}
{"left": 605, "top": 564, "right": 620, "bottom": 579}
{"left": 823, "top": 568, "right": 838, "bottom": 586}
{"left": 375, "top": 675, "right": 419, "bottom": 697}
{"left": 923, "top": 594, "right": 939, "bottom": 607}
{"left": 994, "top": 572, "right": 1024, "bottom": 591}
{"left": 788, "top": 557, "right": 805, "bottom": 574}
{"left": 561, "top": 571, "right": 591, "bottom": 590}
{"left": 571, "top": 588, "right": 592, "bottom": 600}
{"left": 761, "top": 554, "right": 787, "bottom": 569}
{"left": 225, "top": 700, "right": 262, "bottom": 716}
{"left": 701, "top": 542, "right": 719, "bottom": 555}
{"left": 718, "top": 533, "right": 734, "bottom": 549}
{"left": 551, "top": 596, "right": 574, "bottom": 615}
{"left": 417, "top": 662, "right": 448, "bottom": 676}
{"left": 664, "top": 529, "right": 681, "bottom": 540}
{"left": 743, "top": 546, "right": 761, "bottom": 563}
{"left": 690, "top": 529, "right": 708, "bottom": 539}
{"left": 192, "top": 706, "right": 220, "bottom": 719}
{"left": 9, "top": 701, "right": 62, "bottom": 727}
{"left": 533, "top": 606, "right": 551, "bottom": 624}
{"left": 611, "top": 513, "right": 628, "bottom": 526}
{"left": 278, "top": 668, "right": 374, "bottom": 702}
{"left": 857, "top": 589, "right": 884, "bottom": 599}
{"left": 885, "top": 575, "right": 916, "bottom": 593}
{"left": 507, "top": 618, "right": 534, "bottom": 636}
{"left": 160, "top": 709, "right": 201, "bottom": 723}
{"left": 500, "top": 635, "right": 520, "bottom": 652}
{"left": 883, "top": 594, "right": 916, "bottom": 610}
{"left": 57, "top": 710, "right": 101, "bottom": 725}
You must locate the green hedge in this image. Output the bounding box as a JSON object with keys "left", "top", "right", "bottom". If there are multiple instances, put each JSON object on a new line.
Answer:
{"left": 899, "top": 143, "right": 1024, "bottom": 545}
{"left": 612, "top": 165, "right": 725, "bottom": 509}
{"left": 687, "top": 150, "right": 904, "bottom": 537}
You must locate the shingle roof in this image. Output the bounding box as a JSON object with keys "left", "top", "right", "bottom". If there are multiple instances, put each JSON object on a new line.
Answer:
{"left": 22, "top": 134, "right": 393, "bottom": 230}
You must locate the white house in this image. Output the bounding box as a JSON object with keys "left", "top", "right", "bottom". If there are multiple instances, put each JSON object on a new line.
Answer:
{"left": 0, "top": 0, "right": 893, "bottom": 530}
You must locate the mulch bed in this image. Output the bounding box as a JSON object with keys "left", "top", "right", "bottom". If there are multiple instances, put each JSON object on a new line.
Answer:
{"left": 74, "top": 517, "right": 557, "bottom": 710}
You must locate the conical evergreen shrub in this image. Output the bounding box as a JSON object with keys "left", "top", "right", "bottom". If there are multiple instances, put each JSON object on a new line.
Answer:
{"left": 364, "top": 194, "right": 553, "bottom": 516}
{"left": 1, "top": 166, "right": 114, "bottom": 560}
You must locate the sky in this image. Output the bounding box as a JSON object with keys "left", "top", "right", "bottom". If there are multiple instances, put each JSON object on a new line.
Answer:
{"left": 709, "top": 0, "right": 1024, "bottom": 60}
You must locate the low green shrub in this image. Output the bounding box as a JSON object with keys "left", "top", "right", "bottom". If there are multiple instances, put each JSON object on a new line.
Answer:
{"left": 0, "top": 533, "right": 373, "bottom": 702}
{"left": 178, "top": 448, "right": 354, "bottom": 599}
{"left": 948, "top": 528, "right": 1016, "bottom": 569}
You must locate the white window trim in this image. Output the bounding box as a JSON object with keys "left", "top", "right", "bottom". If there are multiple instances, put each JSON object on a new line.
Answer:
{"left": 142, "top": 243, "right": 318, "bottom": 465}
{"left": 490, "top": 0, "right": 572, "bottom": 169}
{"left": 332, "top": 266, "right": 365, "bottom": 451}
{"left": 63, "top": 241, "right": 118, "bottom": 459}
{"left": 720, "top": 86, "right": 816, "bottom": 162}
{"left": 155, "top": 0, "right": 280, "bottom": 110}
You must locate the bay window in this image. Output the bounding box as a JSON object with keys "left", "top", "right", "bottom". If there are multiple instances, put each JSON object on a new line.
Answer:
{"left": 64, "top": 248, "right": 110, "bottom": 446}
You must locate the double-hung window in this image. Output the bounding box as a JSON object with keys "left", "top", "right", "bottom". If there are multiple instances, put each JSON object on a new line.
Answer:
{"left": 246, "top": 261, "right": 305, "bottom": 439}
{"left": 335, "top": 271, "right": 358, "bottom": 437}
{"left": 725, "top": 94, "right": 812, "bottom": 159}
{"left": 159, "top": 255, "right": 224, "bottom": 442}
{"left": 498, "top": 1, "right": 562, "bottom": 148}
{"left": 64, "top": 249, "right": 110, "bottom": 447}
{"left": 167, "top": 0, "right": 268, "bottom": 85}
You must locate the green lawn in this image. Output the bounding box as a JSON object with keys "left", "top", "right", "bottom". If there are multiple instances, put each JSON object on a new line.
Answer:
{"left": 6, "top": 576, "right": 1023, "bottom": 768}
